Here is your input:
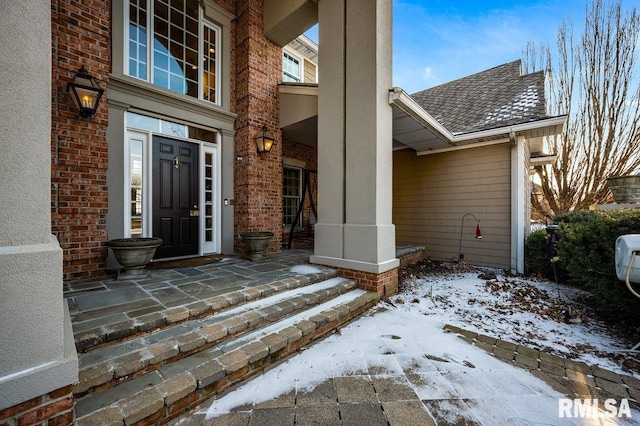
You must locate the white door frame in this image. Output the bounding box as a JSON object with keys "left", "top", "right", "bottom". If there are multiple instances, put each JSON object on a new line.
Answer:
{"left": 124, "top": 125, "right": 222, "bottom": 256}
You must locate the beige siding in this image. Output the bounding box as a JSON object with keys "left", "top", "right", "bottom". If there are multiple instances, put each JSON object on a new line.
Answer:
{"left": 393, "top": 143, "right": 512, "bottom": 269}
{"left": 304, "top": 59, "right": 316, "bottom": 83}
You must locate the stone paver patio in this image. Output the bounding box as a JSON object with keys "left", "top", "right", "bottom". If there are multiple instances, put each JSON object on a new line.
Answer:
{"left": 64, "top": 248, "right": 640, "bottom": 425}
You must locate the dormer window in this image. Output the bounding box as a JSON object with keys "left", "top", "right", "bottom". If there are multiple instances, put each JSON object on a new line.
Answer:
{"left": 126, "top": 0, "right": 220, "bottom": 104}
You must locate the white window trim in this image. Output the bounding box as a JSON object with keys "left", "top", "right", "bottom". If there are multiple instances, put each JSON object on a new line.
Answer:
{"left": 201, "top": 20, "right": 222, "bottom": 105}
{"left": 283, "top": 165, "right": 303, "bottom": 229}
{"left": 124, "top": 130, "right": 152, "bottom": 238}
{"left": 123, "top": 0, "right": 222, "bottom": 105}
{"left": 283, "top": 48, "right": 303, "bottom": 83}
{"left": 125, "top": 113, "right": 222, "bottom": 255}
{"left": 200, "top": 139, "right": 221, "bottom": 254}
{"left": 123, "top": 0, "right": 152, "bottom": 83}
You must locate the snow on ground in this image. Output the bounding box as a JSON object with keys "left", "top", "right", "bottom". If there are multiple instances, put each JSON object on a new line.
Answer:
{"left": 290, "top": 264, "right": 324, "bottom": 275}
{"left": 199, "top": 263, "right": 640, "bottom": 424}
{"left": 395, "top": 265, "right": 634, "bottom": 374}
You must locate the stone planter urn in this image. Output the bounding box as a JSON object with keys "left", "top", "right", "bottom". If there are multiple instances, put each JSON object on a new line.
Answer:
{"left": 106, "top": 237, "right": 163, "bottom": 280}
{"left": 607, "top": 175, "right": 640, "bottom": 204}
{"left": 239, "top": 231, "right": 274, "bottom": 260}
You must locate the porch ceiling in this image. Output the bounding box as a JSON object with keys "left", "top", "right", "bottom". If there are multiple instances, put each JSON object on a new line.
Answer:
{"left": 283, "top": 115, "right": 318, "bottom": 147}
{"left": 391, "top": 100, "right": 451, "bottom": 151}
{"left": 278, "top": 84, "right": 567, "bottom": 155}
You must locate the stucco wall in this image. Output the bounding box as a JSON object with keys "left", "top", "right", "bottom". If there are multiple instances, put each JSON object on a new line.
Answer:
{"left": 0, "top": 0, "right": 77, "bottom": 411}
{"left": 393, "top": 143, "right": 512, "bottom": 269}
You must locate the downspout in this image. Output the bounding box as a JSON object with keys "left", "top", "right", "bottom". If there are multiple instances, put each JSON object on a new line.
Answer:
{"left": 342, "top": 0, "right": 347, "bottom": 234}
{"left": 510, "top": 133, "right": 526, "bottom": 274}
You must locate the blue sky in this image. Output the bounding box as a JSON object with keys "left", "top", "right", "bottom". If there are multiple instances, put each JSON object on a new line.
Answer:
{"left": 306, "top": 0, "right": 638, "bottom": 94}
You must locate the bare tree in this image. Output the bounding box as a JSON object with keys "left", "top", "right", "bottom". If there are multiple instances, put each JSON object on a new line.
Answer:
{"left": 523, "top": 0, "right": 640, "bottom": 217}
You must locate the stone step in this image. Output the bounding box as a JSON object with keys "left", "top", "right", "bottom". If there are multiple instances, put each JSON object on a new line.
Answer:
{"left": 69, "top": 265, "right": 338, "bottom": 353}
{"left": 73, "top": 277, "right": 357, "bottom": 396}
{"left": 74, "top": 288, "right": 378, "bottom": 426}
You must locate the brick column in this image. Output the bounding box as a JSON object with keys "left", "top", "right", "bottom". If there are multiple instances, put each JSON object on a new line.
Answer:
{"left": 234, "top": 0, "right": 283, "bottom": 254}
{"left": 51, "top": 0, "right": 111, "bottom": 280}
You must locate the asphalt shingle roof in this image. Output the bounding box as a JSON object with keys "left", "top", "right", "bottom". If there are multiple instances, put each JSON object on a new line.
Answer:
{"left": 410, "top": 60, "right": 548, "bottom": 135}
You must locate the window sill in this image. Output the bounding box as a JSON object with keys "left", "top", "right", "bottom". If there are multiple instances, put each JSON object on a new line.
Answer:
{"left": 108, "top": 75, "right": 236, "bottom": 131}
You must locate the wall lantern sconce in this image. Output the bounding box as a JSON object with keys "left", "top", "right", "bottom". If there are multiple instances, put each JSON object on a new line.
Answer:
{"left": 255, "top": 125, "right": 275, "bottom": 154}
{"left": 67, "top": 66, "right": 104, "bottom": 118}
{"left": 457, "top": 213, "right": 482, "bottom": 262}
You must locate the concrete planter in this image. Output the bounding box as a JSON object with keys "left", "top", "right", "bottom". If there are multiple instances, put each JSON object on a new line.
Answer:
{"left": 240, "top": 231, "right": 274, "bottom": 260}
{"left": 106, "top": 237, "right": 163, "bottom": 280}
{"left": 608, "top": 175, "right": 640, "bottom": 203}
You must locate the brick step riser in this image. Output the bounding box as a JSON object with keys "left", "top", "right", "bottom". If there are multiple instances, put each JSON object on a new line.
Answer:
{"left": 74, "top": 270, "right": 338, "bottom": 354}
{"left": 75, "top": 279, "right": 355, "bottom": 397}
{"left": 75, "top": 292, "right": 378, "bottom": 426}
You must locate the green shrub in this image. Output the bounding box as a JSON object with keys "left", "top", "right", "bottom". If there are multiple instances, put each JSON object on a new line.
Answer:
{"left": 525, "top": 229, "right": 556, "bottom": 279}
{"left": 550, "top": 209, "right": 640, "bottom": 324}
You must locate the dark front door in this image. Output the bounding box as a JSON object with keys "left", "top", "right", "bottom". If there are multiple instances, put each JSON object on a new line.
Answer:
{"left": 153, "top": 136, "right": 199, "bottom": 258}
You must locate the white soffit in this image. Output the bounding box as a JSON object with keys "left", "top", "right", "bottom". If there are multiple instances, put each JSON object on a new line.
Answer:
{"left": 389, "top": 87, "right": 567, "bottom": 156}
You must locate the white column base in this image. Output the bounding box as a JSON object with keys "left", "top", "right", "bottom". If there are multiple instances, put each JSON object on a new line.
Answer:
{"left": 310, "top": 254, "right": 399, "bottom": 274}
{"left": 0, "top": 236, "right": 78, "bottom": 410}
{"left": 311, "top": 223, "right": 398, "bottom": 273}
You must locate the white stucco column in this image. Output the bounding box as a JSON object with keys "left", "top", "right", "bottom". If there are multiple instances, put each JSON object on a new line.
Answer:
{"left": 0, "top": 0, "right": 78, "bottom": 410}
{"left": 312, "top": 0, "right": 398, "bottom": 274}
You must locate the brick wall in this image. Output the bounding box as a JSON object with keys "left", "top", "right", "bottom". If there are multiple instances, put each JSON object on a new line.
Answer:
{"left": 0, "top": 385, "right": 74, "bottom": 426}
{"left": 51, "top": 0, "right": 111, "bottom": 281}
{"left": 337, "top": 267, "right": 399, "bottom": 299}
{"left": 234, "top": 0, "right": 283, "bottom": 254}
{"left": 50, "top": 0, "right": 288, "bottom": 275}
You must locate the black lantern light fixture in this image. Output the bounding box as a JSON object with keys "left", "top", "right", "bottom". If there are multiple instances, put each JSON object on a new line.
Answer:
{"left": 457, "top": 213, "right": 482, "bottom": 262}
{"left": 67, "top": 66, "right": 104, "bottom": 118}
{"left": 254, "top": 125, "right": 275, "bottom": 154}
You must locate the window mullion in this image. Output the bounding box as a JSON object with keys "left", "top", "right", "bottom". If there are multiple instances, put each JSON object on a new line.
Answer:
{"left": 125, "top": 0, "right": 222, "bottom": 104}
{"left": 198, "top": 6, "right": 203, "bottom": 101}
{"left": 124, "top": 2, "right": 130, "bottom": 76}
{"left": 148, "top": 0, "right": 154, "bottom": 84}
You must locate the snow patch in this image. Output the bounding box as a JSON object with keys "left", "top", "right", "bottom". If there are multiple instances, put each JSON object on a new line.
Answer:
{"left": 290, "top": 264, "right": 323, "bottom": 274}
{"left": 201, "top": 270, "right": 640, "bottom": 424}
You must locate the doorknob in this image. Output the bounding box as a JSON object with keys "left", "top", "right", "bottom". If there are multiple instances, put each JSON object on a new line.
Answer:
{"left": 193, "top": 205, "right": 198, "bottom": 209}
{"left": 173, "top": 157, "right": 179, "bottom": 169}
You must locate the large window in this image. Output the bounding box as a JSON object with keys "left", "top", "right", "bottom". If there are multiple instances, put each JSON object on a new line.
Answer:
{"left": 283, "top": 166, "right": 302, "bottom": 226}
{"left": 283, "top": 51, "right": 301, "bottom": 83}
{"left": 126, "top": 0, "right": 220, "bottom": 104}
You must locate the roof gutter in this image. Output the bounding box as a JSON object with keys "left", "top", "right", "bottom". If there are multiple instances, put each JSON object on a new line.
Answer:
{"left": 451, "top": 115, "right": 567, "bottom": 143}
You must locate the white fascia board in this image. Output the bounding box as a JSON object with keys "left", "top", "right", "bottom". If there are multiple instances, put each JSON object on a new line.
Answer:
{"left": 389, "top": 87, "right": 567, "bottom": 155}
{"left": 530, "top": 154, "right": 558, "bottom": 165}
{"left": 279, "top": 83, "right": 319, "bottom": 96}
{"left": 452, "top": 115, "right": 567, "bottom": 143}
{"left": 389, "top": 87, "right": 455, "bottom": 142}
